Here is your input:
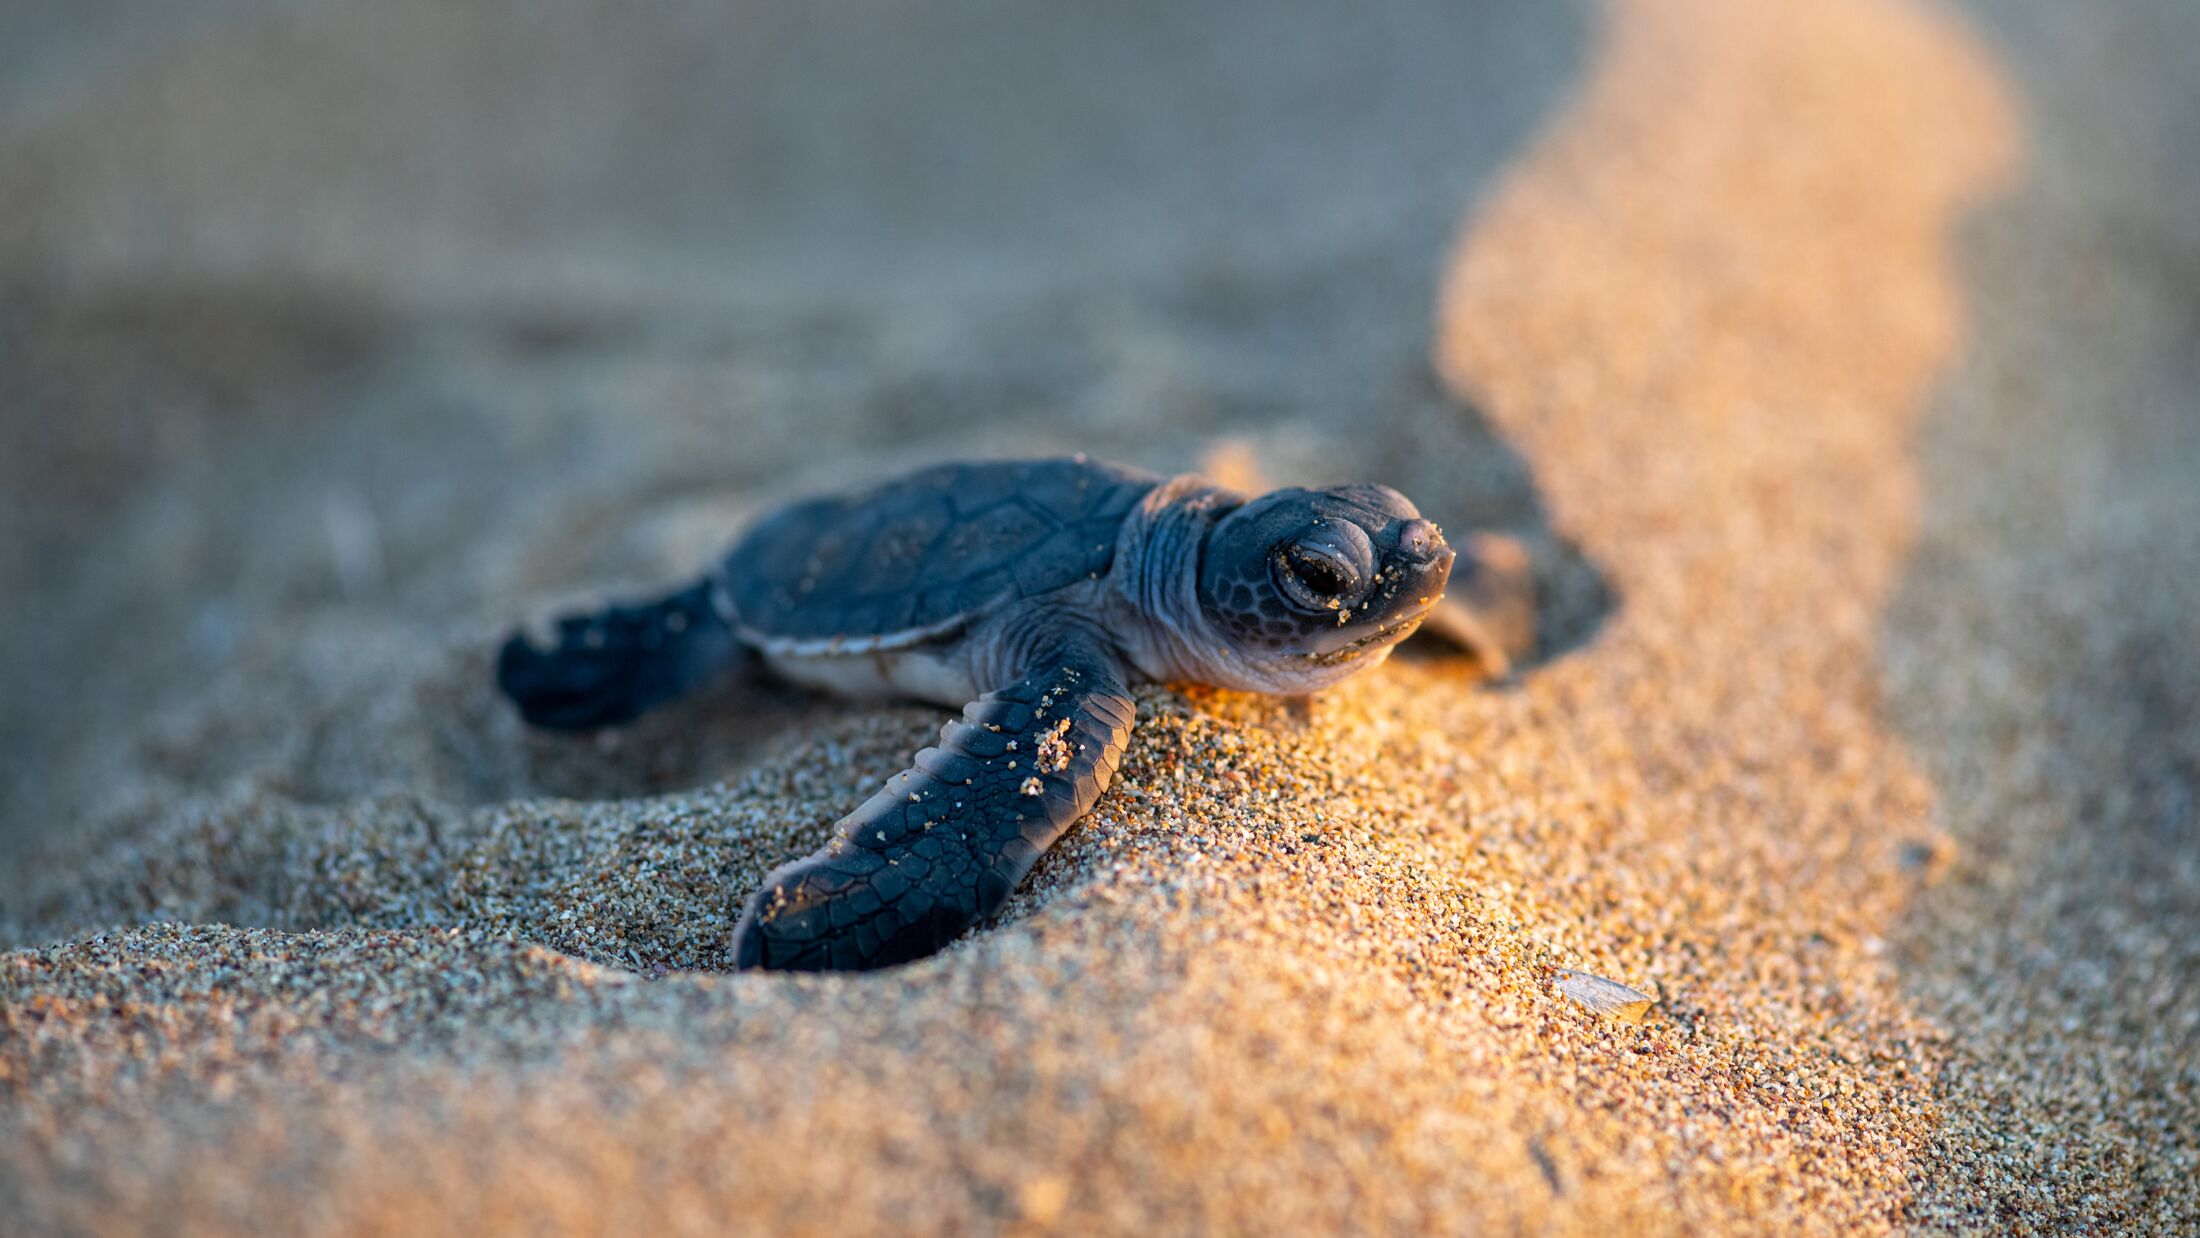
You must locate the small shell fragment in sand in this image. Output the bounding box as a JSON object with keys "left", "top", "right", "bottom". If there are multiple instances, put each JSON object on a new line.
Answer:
{"left": 1552, "top": 970, "right": 1655, "bottom": 1024}
{"left": 1018, "top": 1174, "right": 1071, "bottom": 1225}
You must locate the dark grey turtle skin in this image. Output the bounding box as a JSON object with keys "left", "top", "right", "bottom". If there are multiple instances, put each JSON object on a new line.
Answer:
{"left": 497, "top": 456, "right": 1498, "bottom": 973}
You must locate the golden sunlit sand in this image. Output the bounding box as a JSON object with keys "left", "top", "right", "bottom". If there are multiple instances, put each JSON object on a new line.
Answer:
{"left": 5, "top": 0, "right": 2197, "bottom": 1232}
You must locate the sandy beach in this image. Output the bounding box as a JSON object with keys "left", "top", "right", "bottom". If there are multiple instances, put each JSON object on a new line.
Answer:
{"left": 4, "top": 0, "right": 2196, "bottom": 1232}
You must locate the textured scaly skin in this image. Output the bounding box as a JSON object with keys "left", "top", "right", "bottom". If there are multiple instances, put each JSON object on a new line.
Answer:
{"left": 497, "top": 456, "right": 1468, "bottom": 972}
{"left": 731, "top": 641, "right": 1132, "bottom": 971}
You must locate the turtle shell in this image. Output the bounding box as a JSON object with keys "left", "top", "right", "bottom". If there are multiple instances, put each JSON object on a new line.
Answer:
{"left": 722, "top": 457, "right": 1160, "bottom": 651}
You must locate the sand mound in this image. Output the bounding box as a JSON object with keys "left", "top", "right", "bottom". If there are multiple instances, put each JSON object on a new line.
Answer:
{"left": 5, "top": 0, "right": 2197, "bottom": 1233}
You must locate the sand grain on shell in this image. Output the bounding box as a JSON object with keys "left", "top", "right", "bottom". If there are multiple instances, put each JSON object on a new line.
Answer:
{"left": 6, "top": 0, "right": 2197, "bottom": 1233}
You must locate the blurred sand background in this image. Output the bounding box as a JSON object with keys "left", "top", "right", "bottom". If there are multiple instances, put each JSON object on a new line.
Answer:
{"left": 2, "top": 0, "right": 2196, "bottom": 1232}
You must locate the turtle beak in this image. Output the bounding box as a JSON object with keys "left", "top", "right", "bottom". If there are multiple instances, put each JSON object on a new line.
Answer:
{"left": 1396, "top": 519, "right": 1455, "bottom": 609}
{"left": 1397, "top": 518, "right": 1446, "bottom": 564}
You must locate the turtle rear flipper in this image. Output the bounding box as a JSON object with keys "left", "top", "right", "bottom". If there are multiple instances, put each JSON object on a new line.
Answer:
{"left": 497, "top": 577, "right": 745, "bottom": 731}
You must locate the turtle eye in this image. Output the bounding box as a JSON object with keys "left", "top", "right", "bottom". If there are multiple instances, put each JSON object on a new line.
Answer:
{"left": 1289, "top": 546, "right": 1352, "bottom": 597}
{"left": 1275, "top": 540, "right": 1362, "bottom": 611}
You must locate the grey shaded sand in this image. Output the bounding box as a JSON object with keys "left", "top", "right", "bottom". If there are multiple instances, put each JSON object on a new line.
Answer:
{"left": 4, "top": 0, "right": 2198, "bottom": 1233}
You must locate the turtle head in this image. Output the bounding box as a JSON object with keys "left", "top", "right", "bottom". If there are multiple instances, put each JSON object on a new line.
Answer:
{"left": 1193, "top": 483, "right": 1454, "bottom": 693}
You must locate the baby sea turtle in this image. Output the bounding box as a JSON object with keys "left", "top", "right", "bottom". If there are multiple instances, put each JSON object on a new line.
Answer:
{"left": 497, "top": 456, "right": 1531, "bottom": 972}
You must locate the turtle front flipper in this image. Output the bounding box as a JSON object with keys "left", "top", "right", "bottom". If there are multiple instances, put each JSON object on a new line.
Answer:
{"left": 497, "top": 576, "right": 746, "bottom": 731}
{"left": 1416, "top": 531, "right": 1538, "bottom": 676}
{"left": 732, "top": 646, "right": 1134, "bottom": 972}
